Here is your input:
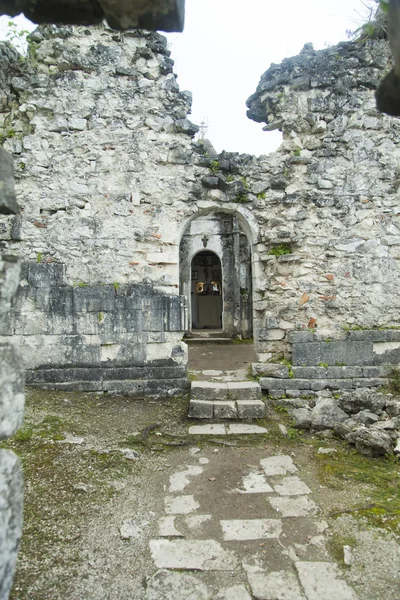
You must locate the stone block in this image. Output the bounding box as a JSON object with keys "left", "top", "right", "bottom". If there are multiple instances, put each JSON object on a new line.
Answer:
{"left": 0, "top": 148, "right": 19, "bottom": 215}
{"left": 260, "top": 378, "right": 311, "bottom": 390}
{"left": 346, "top": 330, "right": 388, "bottom": 342}
{"left": 362, "top": 366, "right": 391, "bottom": 378}
{"left": 191, "top": 382, "right": 227, "bottom": 401}
{"left": 226, "top": 381, "right": 262, "bottom": 401}
{"left": 292, "top": 340, "right": 374, "bottom": 366}
{"left": 21, "top": 262, "right": 66, "bottom": 288}
{"left": 288, "top": 331, "right": 315, "bottom": 344}
{"left": 0, "top": 450, "right": 23, "bottom": 600}
{"left": 353, "top": 378, "right": 387, "bottom": 388}
{"left": 252, "top": 363, "right": 289, "bottom": 378}
{"left": 267, "top": 390, "right": 287, "bottom": 399}
{"left": 310, "top": 379, "right": 353, "bottom": 391}
{"left": 213, "top": 401, "right": 237, "bottom": 419}
{"left": 0, "top": 345, "right": 24, "bottom": 440}
{"left": 292, "top": 342, "right": 321, "bottom": 366}
{"left": 73, "top": 285, "right": 116, "bottom": 312}
{"left": 188, "top": 400, "right": 214, "bottom": 419}
{"left": 236, "top": 400, "right": 266, "bottom": 419}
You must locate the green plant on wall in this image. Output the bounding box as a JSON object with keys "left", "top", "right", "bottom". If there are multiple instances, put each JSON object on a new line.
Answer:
{"left": 210, "top": 160, "right": 220, "bottom": 174}
{"left": 268, "top": 244, "right": 292, "bottom": 257}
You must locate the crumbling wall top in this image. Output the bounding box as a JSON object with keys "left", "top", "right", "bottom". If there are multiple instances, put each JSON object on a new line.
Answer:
{"left": 246, "top": 39, "right": 392, "bottom": 134}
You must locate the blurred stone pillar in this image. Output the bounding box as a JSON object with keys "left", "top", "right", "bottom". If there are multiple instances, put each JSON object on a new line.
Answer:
{"left": 0, "top": 147, "right": 24, "bottom": 600}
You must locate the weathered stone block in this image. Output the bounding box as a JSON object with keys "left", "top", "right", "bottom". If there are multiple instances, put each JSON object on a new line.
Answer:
{"left": 346, "top": 330, "right": 388, "bottom": 342}
{"left": 236, "top": 400, "right": 266, "bottom": 419}
{"left": 0, "top": 148, "right": 19, "bottom": 215}
{"left": 191, "top": 382, "right": 227, "bottom": 401}
{"left": 353, "top": 378, "right": 387, "bottom": 388}
{"left": 259, "top": 378, "right": 311, "bottom": 390}
{"left": 189, "top": 400, "right": 213, "bottom": 419}
{"left": 311, "top": 398, "right": 349, "bottom": 430}
{"left": 310, "top": 379, "right": 353, "bottom": 391}
{"left": 0, "top": 450, "right": 23, "bottom": 600}
{"left": 226, "top": 382, "right": 262, "bottom": 401}
{"left": 213, "top": 401, "right": 237, "bottom": 419}
{"left": 252, "top": 363, "right": 289, "bottom": 378}
{"left": 0, "top": 345, "right": 24, "bottom": 440}
{"left": 362, "top": 366, "right": 392, "bottom": 378}
{"left": 21, "top": 262, "right": 66, "bottom": 288}
{"left": 292, "top": 341, "right": 374, "bottom": 366}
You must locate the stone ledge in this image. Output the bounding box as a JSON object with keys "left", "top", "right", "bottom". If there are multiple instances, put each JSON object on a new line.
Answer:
{"left": 191, "top": 381, "right": 262, "bottom": 402}
{"left": 262, "top": 377, "right": 388, "bottom": 393}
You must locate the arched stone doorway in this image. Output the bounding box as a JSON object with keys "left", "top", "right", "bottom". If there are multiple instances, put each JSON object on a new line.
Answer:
{"left": 191, "top": 250, "right": 222, "bottom": 330}
{"left": 179, "top": 211, "right": 253, "bottom": 339}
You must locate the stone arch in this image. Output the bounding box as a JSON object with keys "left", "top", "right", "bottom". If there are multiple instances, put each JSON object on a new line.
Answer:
{"left": 179, "top": 207, "right": 255, "bottom": 339}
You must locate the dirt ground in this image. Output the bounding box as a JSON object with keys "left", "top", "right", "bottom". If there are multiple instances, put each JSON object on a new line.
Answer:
{"left": 2, "top": 386, "right": 400, "bottom": 600}
{"left": 188, "top": 342, "right": 255, "bottom": 377}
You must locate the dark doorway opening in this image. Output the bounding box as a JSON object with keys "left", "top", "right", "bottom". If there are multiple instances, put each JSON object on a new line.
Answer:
{"left": 191, "top": 251, "right": 222, "bottom": 330}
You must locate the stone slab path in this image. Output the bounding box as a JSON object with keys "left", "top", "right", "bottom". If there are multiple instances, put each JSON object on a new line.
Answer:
{"left": 146, "top": 444, "right": 359, "bottom": 599}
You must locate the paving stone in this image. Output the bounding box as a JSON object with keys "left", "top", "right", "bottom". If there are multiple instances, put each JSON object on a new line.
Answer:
{"left": 146, "top": 569, "right": 210, "bottom": 600}
{"left": 213, "top": 401, "right": 237, "bottom": 419}
{"left": 189, "top": 424, "right": 227, "bottom": 435}
{"left": 236, "top": 399, "right": 266, "bottom": 419}
{"left": 149, "top": 539, "right": 238, "bottom": 570}
{"left": 260, "top": 455, "right": 298, "bottom": 477}
{"left": 295, "top": 562, "right": 358, "bottom": 600}
{"left": 268, "top": 495, "right": 319, "bottom": 517}
{"left": 202, "top": 370, "right": 224, "bottom": 377}
{"left": 227, "top": 424, "right": 268, "bottom": 434}
{"left": 191, "top": 381, "right": 228, "bottom": 401}
{"left": 226, "top": 381, "right": 262, "bottom": 400}
{"left": 237, "top": 472, "right": 274, "bottom": 494}
{"left": 220, "top": 519, "right": 282, "bottom": 541}
{"left": 158, "top": 516, "right": 184, "bottom": 537}
{"left": 247, "top": 569, "right": 306, "bottom": 600}
{"left": 273, "top": 477, "right": 311, "bottom": 496}
{"left": 165, "top": 495, "right": 200, "bottom": 514}
{"left": 188, "top": 400, "right": 214, "bottom": 419}
{"left": 215, "top": 584, "right": 252, "bottom": 600}
{"left": 185, "top": 514, "right": 212, "bottom": 530}
{"left": 169, "top": 465, "right": 204, "bottom": 492}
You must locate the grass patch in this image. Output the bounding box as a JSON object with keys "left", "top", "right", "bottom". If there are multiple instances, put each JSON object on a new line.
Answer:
{"left": 316, "top": 446, "right": 400, "bottom": 533}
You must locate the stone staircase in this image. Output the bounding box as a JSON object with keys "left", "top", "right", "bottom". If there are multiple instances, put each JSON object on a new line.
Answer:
{"left": 188, "top": 381, "right": 265, "bottom": 419}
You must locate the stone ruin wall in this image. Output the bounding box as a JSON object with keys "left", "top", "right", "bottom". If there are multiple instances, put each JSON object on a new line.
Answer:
{"left": 1, "top": 26, "right": 400, "bottom": 394}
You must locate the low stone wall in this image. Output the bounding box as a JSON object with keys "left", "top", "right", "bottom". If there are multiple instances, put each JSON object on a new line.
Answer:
{"left": 256, "top": 330, "right": 400, "bottom": 398}
{"left": 4, "top": 262, "right": 188, "bottom": 396}
{"left": 291, "top": 330, "right": 400, "bottom": 367}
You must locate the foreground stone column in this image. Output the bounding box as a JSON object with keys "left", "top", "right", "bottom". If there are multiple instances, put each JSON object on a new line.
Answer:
{"left": 0, "top": 149, "right": 24, "bottom": 600}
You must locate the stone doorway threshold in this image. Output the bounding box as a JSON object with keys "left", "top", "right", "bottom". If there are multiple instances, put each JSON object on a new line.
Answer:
{"left": 187, "top": 342, "right": 255, "bottom": 382}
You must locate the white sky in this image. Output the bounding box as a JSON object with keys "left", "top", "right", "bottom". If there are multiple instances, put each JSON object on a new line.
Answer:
{"left": 0, "top": 0, "right": 375, "bottom": 155}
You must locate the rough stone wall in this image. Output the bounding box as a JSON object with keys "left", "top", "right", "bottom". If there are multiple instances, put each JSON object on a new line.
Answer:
{"left": 244, "top": 40, "right": 400, "bottom": 360}
{"left": 1, "top": 27, "right": 400, "bottom": 381}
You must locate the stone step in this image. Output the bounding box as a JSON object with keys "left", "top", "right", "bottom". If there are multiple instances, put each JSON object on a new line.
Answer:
{"left": 189, "top": 399, "right": 266, "bottom": 419}
{"left": 185, "top": 337, "right": 233, "bottom": 344}
{"left": 191, "top": 381, "right": 262, "bottom": 401}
